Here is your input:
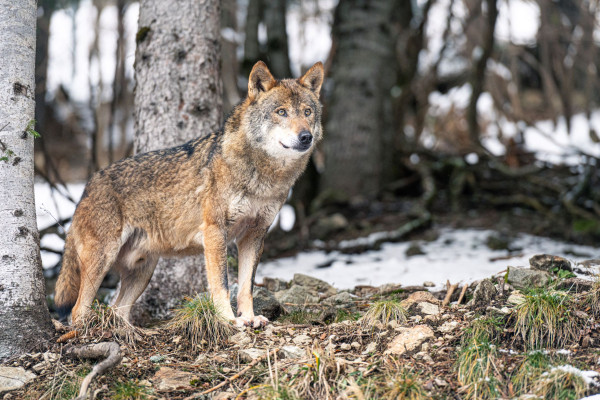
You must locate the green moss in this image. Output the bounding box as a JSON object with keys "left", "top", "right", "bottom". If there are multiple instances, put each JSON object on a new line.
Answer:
{"left": 136, "top": 26, "right": 151, "bottom": 44}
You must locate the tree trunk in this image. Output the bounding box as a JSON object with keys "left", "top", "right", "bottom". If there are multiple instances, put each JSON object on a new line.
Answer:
{"left": 242, "top": 0, "right": 262, "bottom": 77}
{"left": 132, "top": 0, "right": 222, "bottom": 322}
{"left": 319, "top": 0, "right": 401, "bottom": 200}
{"left": 264, "top": 0, "right": 291, "bottom": 78}
{"left": 0, "top": 0, "right": 53, "bottom": 360}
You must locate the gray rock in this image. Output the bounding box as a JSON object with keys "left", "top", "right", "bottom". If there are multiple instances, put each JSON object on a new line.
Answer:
{"left": 530, "top": 254, "right": 572, "bottom": 273}
{"left": 506, "top": 267, "right": 552, "bottom": 290}
{"left": 239, "top": 348, "right": 266, "bottom": 363}
{"left": 275, "top": 284, "right": 320, "bottom": 311}
{"left": 261, "top": 277, "right": 288, "bottom": 292}
{"left": 252, "top": 287, "right": 283, "bottom": 320}
{"left": 362, "top": 342, "right": 377, "bottom": 355}
{"left": 438, "top": 320, "right": 459, "bottom": 333}
{"left": 417, "top": 302, "right": 440, "bottom": 315}
{"left": 322, "top": 291, "right": 356, "bottom": 308}
{"left": 292, "top": 274, "right": 336, "bottom": 296}
{"left": 555, "top": 278, "right": 594, "bottom": 293}
{"left": 150, "top": 355, "right": 165, "bottom": 363}
{"left": 0, "top": 367, "right": 36, "bottom": 394}
{"left": 292, "top": 334, "right": 312, "bottom": 346}
{"left": 471, "top": 279, "right": 497, "bottom": 305}
{"left": 278, "top": 345, "right": 306, "bottom": 359}
{"left": 507, "top": 291, "right": 525, "bottom": 305}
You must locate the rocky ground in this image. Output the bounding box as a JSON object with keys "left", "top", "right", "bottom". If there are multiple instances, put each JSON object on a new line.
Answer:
{"left": 2, "top": 255, "right": 600, "bottom": 399}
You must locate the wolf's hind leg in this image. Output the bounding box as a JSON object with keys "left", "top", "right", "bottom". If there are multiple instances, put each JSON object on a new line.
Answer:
{"left": 112, "top": 256, "right": 158, "bottom": 322}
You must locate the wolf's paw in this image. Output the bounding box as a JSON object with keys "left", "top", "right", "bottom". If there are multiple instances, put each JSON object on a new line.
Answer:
{"left": 234, "top": 315, "right": 269, "bottom": 329}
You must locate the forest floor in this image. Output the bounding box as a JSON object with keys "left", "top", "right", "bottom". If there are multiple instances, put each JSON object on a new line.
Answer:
{"left": 5, "top": 250, "right": 600, "bottom": 400}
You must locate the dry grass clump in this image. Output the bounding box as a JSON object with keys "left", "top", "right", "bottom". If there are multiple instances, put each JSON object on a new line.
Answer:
{"left": 75, "top": 300, "right": 142, "bottom": 345}
{"left": 294, "top": 347, "right": 344, "bottom": 400}
{"left": 583, "top": 277, "right": 600, "bottom": 318}
{"left": 532, "top": 365, "right": 590, "bottom": 400}
{"left": 165, "top": 293, "right": 234, "bottom": 349}
{"left": 456, "top": 341, "right": 502, "bottom": 399}
{"left": 361, "top": 299, "right": 407, "bottom": 327}
{"left": 512, "top": 289, "right": 581, "bottom": 349}
{"left": 511, "top": 350, "right": 553, "bottom": 395}
{"left": 384, "top": 368, "right": 427, "bottom": 400}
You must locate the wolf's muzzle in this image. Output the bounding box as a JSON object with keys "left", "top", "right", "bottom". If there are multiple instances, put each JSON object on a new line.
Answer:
{"left": 295, "top": 131, "right": 313, "bottom": 151}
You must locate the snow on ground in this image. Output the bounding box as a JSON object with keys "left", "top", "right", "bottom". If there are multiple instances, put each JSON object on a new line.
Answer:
{"left": 257, "top": 228, "right": 599, "bottom": 290}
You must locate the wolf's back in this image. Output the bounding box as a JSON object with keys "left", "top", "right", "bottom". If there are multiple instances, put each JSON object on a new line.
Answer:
{"left": 54, "top": 233, "right": 81, "bottom": 320}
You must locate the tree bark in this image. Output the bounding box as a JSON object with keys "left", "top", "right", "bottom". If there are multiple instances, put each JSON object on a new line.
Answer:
{"left": 242, "top": 0, "right": 262, "bottom": 77}
{"left": 319, "top": 0, "right": 401, "bottom": 200}
{"left": 132, "top": 0, "right": 222, "bottom": 322}
{"left": 0, "top": 0, "right": 53, "bottom": 360}
{"left": 264, "top": 0, "right": 291, "bottom": 79}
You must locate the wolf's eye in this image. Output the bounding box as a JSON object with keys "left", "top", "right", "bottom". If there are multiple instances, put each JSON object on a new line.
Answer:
{"left": 277, "top": 109, "right": 287, "bottom": 117}
{"left": 304, "top": 109, "right": 312, "bottom": 117}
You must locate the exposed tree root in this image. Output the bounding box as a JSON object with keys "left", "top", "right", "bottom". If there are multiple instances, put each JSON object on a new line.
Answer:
{"left": 66, "top": 342, "right": 121, "bottom": 400}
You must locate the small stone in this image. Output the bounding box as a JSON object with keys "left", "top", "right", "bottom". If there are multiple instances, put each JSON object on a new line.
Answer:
{"left": 363, "top": 342, "right": 377, "bottom": 355}
{"left": 150, "top": 355, "right": 165, "bottom": 363}
{"left": 42, "top": 352, "right": 59, "bottom": 363}
{"left": 292, "top": 334, "right": 312, "bottom": 346}
{"left": 401, "top": 291, "right": 439, "bottom": 308}
{"left": 322, "top": 291, "right": 356, "bottom": 307}
{"left": 152, "top": 367, "right": 196, "bottom": 391}
{"left": 417, "top": 302, "right": 440, "bottom": 315}
{"left": 423, "top": 281, "right": 435, "bottom": 287}
{"left": 31, "top": 362, "right": 47, "bottom": 373}
{"left": 212, "top": 392, "right": 235, "bottom": 400}
{"left": 252, "top": 287, "right": 283, "bottom": 320}
{"left": 530, "top": 254, "right": 572, "bottom": 272}
{"left": 470, "top": 279, "right": 497, "bottom": 305}
{"left": 229, "top": 331, "right": 252, "bottom": 346}
{"left": 340, "top": 343, "right": 351, "bottom": 351}
{"left": 414, "top": 351, "right": 433, "bottom": 362}
{"left": 279, "top": 346, "right": 306, "bottom": 359}
{"left": 261, "top": 277, "right": 288, "bottom": 292}
{"left": 292, "top": 274, "right": 336, "bottom": 296}
{"left": 405, "top": 243, "right": 425, "bottom": 257}
{"left": 410, "top": 315, "right": 423, "bottom": 323}
{"left": 507, "top": 291, "right": 525, "bottom": 305}
{"left": 0, "top": 367, "right": 36, "bottom": 394}
{"left": 312, "top": 213, "right": 348, "bottom": 239}
{"left": 434, "top": 378, "right": 448, "bottom": 387}
{"left": 222, "top": 367, "right": 232, "bottom": 373}
{"left": 555, "top": 278, "right": 594, "bottom": 293}
{"left": 275, "top": 285, "right": 320, "bottom": 311}
{"left": 438, "top": 320, "right": 459, "bottom": 333}
{"left": 239, "top": 348, "right": 266, "bottom": 363}
{"left": 506, "top": 267, "right": 552, "bottom": 290}
{"left": 385, "top": 325, "right": 435, "bottom": 356}
{"left": 351, "top": 342, "right": 361, "bottom": 350}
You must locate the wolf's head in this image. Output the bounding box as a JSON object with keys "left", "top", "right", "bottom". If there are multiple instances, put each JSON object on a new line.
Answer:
{"left": 241, "top": 61, "right": 324, "bottom": 160}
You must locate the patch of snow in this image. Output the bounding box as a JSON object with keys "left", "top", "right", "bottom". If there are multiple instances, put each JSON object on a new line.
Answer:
{"left": 257, "top": 228, "right": 599, "bottom": 290}
{"left": 550, "top": 365, "right": 599, "bottom": 387}
{"left": 556, "top": 349, "right": 573, "bottom": 356}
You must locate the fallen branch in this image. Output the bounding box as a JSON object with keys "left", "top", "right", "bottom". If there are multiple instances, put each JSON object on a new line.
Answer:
{"left": 57, "top": 330, "right": 78, "bottom": 343}
{"left": 457, "top": 283, "right": 469, "bottom": 305}
{"left": 185, "top": 348, "right": 279, "bottom": 399}
{"left": 442, "top": 280, "right": 459, "bottom": 307}
{"left": 66, "top": 342, "right": 121, "bottom": 400}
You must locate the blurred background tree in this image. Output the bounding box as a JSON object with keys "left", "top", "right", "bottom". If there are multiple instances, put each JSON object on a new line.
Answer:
{"left": 35, "top": 0, "right": 600, "bottom": 317}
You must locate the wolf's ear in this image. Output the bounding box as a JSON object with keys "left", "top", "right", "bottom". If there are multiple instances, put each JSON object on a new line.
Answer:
{"left": 248, "top": 61, "right": 277, "bottom": 101}
{"left": 298, "top": 62, "right": 324, "bottom": 97}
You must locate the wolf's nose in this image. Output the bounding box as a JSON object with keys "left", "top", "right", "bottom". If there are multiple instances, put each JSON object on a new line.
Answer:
{"left": 298, "top": 131, "right": 313, "bottom": 146}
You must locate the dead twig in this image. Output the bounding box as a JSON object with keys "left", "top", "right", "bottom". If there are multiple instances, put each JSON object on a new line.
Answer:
{"left": 66, "top": 342, "right": 121, "bottom": 400}
{"left": 185, "top": 348, "right": 279, "bottom": 399}
{"left": 457, "top": 283, "right": 469, "bottom": 305}
{"left": 442, "top": 280, "right": 459, "bottom": 307}
{"left": 57, "top": 330, "right": 79, "bottom": 343}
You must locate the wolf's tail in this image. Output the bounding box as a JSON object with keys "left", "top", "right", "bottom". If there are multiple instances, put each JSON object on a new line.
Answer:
{"left": 54, "top": 234, "right": 81, "bottom": 321}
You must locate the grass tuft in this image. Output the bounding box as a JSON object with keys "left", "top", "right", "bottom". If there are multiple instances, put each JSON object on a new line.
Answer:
{"left": 583, "top": 277, "right": 600, "bottom": 318}
{"left": 456, "top": 341, "right": 501, "bottom": 400}
{"left": 112, "top": 380, "right": 152, "bottom": 400}
{"left": 295, "top": 347, "right": 344, "bottom": 400}
{"left": 533, "top": 365, "right": 590, "bottom": 400}
{"left": 165, "top": 293, "right": 234, "bottom": 349}
{"left": 76, "top": 300, "right": 142, "bottom": 345}
{"left": 512, "top": 289, "right": 581, "bottom": 349}
{"left": 384, "top": 368, "right": 427, "bottom": 400}
{"left": 361, "top": 299, "right": 407, "bottom": 327}
{"left": 511, "top": 350, "right": 553, "bottom": 394}
{"left": 461, "top": 315, "right": 504, "bottom": 345}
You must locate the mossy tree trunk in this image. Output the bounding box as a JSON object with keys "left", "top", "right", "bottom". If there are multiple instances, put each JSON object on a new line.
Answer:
{"left": 132, "top": 0, "right": 222, "bottom": 322}
{"left": 0, "top": 0, "right": 53, "bottom": 360}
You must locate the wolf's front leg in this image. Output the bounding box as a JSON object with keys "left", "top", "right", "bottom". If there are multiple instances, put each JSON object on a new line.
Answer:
{"left": 235, "top": 228, "right": 268, "bottom": 328}
{"left": 203, "top": 224, "right": 236, "bottom": 321}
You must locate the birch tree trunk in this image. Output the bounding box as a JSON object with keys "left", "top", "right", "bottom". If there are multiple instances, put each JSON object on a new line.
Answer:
{"left": 132, "top": 0, "right": 222, "bottom": 322}
{"left": 319, "top": 0, "right": 401, "bottom": 200}
{"left": 0, "top": 0, "right": 53, "bottom": 360}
